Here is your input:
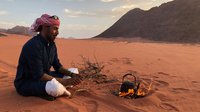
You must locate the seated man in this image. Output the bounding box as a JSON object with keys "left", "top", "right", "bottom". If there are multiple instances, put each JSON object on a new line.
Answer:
{"left": 14, "top": 14, "right": 82, "bottom": 101}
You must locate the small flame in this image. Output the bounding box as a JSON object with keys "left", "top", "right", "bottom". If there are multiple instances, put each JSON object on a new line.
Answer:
{"left": 147, "top": 78, "right": 153, "bottom": 93}
{"left": 119, "top": 78, "right": 154, "bottom": 97}
{"left": 119, "top": 89, "right": 134, "bottom": 97}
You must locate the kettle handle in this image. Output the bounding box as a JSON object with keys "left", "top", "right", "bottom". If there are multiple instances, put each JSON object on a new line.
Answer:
{"left": 122, "top": 73, "right": 137, "bottom": 85}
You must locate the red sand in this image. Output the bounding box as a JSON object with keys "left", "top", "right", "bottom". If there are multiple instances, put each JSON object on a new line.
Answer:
{"left": 0, "top": 34, "right": 199, "bottom": 112}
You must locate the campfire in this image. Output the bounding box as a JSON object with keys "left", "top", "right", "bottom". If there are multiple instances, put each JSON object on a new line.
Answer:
{"left": 117, "top": 73, "right": 153, "bottom": 99}
{"left": 71, "top": 56, "right": 153, "bottom": 99}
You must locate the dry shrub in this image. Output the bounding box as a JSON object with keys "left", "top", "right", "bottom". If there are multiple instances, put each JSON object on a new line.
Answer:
{"left": 74, "top": 55, "right": 109, "bottom": 84}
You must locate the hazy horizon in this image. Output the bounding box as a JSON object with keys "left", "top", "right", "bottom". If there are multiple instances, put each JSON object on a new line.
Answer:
{"left": 0, "top": 0, "right": 173, "bottom": 38}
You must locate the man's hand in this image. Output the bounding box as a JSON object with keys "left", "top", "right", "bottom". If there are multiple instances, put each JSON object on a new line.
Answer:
{"left": 71, "top": 73, "right": 83, "bottom": 81}
{"left": 58, "top": 66, "right": 83, "bottom": 86}
{"left": 40, "top": 72, "right": 82, "bottom": 87}
{"left": 58, "top": 66, "right": 72, "bottom": 76}
{"left": 61, "top": 77, "right": 82, "bottom": 86}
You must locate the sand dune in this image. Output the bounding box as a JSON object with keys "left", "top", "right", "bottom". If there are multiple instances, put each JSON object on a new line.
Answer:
{"left": 0, "top": 34, "right": 199, "bottom": 112}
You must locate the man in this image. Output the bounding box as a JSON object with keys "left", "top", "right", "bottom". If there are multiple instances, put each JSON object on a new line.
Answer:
{"left": 14, "top": 14, "right": 82, "bottom": 101}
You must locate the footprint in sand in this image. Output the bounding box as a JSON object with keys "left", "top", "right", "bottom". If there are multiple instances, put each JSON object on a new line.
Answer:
{"left": 191, "top": 81, "right": 198, "bottom": 84}
{"left": 0, "top": 60, "right": 17, "bottom": 69}
{"left": 154, "top": 80, "right": 169, "bottom": 87}
{"left": 0, "top": 70, "right": 12, "bottom": 88}
{"left": 170, "top": 88, "right": 190, "bottom": 94}
{"left": 74, "top": 90, "right": 92, "bottom": 97}
{"left": 155, "top": 92, "right": 172, "bottom": 102}
{"left": 157, "top": 72, "right": 170, "bottom": 76}
{"left": 157, "top": 72, "right": 177, "bottom": 78}
{"left": 0, "top": 75, "right": 8, "bottom": 80}
{"left": 109, "top": 58, "right": 119, "bottom": 63}
{"left": 109, "top": 58, "right": 133, "bottom": 65}
{"left": 159, "top": 103, "right": 179, "bottom": 112}
{"left": 121, "top": 57, "right": 133, "bottom": 65}
{"left": 152, "top": 75, "right": 159, "bottom": 79}
{"left": 191, "top": 81, "right": 199, "bottom": 87}
{"left": 85, "top": 100, "right": 98, "bottom": 112}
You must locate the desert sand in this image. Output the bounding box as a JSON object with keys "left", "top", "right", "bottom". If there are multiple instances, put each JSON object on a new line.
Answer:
{"left": 0, "top": 34, "right": 200, "bottom": 112}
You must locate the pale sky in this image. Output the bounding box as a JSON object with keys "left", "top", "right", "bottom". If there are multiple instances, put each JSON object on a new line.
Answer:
{"left": 0, "top": 0, "right": 173, "bottom": 38}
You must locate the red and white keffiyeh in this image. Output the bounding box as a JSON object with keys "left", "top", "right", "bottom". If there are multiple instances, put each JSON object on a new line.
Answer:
{"left": 30, "top": 14, "right": 60, "bottom": 32}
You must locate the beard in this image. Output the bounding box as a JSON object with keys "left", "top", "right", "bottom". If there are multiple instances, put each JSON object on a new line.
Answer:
{"left": 44, "top": 26, "right": 58, "bottom": 42}
{"left": 46, "top": 34, "right": 57, "bottom": 42}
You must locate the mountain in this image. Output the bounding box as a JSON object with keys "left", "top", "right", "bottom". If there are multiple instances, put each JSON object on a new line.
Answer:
{"left": 0, "top": 26, "right": 37, "bottom": 36}
{"left": 7, "top": 26, "right": 29, "bottom": 35}
{"left": 95, "top": 0, "right": 200, "bottom": 42}
{"left": 0, "top": 28, "right": 7, "bottom": 32}
{"left": 7, "top": 25, "right": 37, "bottom": 36}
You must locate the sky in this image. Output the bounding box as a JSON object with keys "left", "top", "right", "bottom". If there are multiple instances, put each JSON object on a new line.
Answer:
{"left": 0, "top": 0, "right": 173, "bottom": 38}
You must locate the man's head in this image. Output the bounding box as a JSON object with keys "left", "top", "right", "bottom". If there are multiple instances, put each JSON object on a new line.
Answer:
{"left": 30, "top": 14, "right": 60, "bottom": 42}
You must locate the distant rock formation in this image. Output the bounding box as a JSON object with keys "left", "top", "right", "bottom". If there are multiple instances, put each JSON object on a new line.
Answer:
{"left": 7, "top": 25, "right": 37, "bottom": 36}
{"left": 0, "top": 28, "right": 7, "bottom": 33}
{"left": 0, "top": 25, "right": 37, "bottom": 36}
{"left": 0, "top": 33, "right": 7, "bottom": 37}
{"left": 95, "top": 0, "right": 200, "bottom": 42}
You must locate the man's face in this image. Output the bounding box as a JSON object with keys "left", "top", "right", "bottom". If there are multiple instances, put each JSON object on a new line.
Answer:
{"left": 44, "top": 25, "right": 59, "bottom": 42}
